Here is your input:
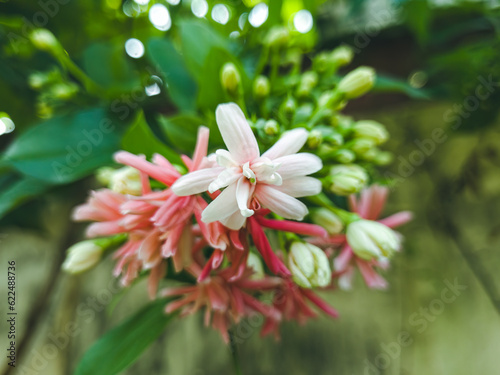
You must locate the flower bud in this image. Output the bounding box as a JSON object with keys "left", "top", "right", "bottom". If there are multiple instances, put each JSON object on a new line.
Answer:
{"left": 247, "top": 252, "right": 265, "bottom": 279}
{"left": 289, "top": 242, "right": 332, "bottom": 288}
{"left": 281, "top": 97, "right": 296, "bottom": 118}
{"left": 313, "top": 52, "right": 329, "bottom": 73}
{"left": 337, "top": 66, "right": 376, "bottom": 99}
{"left": 30, "top": 29, "right": 61, "bottom": 53}
{"left": 62, "top": 240, "right": 103, "bottom": 274}
{"left": 333, "top": 149, "right": 356, "bottom": 164}
{"left": 329, "top": 164, "right": 368, "bottom": 195}
{"left": 297, "top": 71, "right": 318, "bottom": 97}
{"left": 253, "top": 75, "right": 270, "bottom": 99}
{"left": 264, "top": 119, "right": 279, "bottom": 136}
{"left": 97, "top": 166, "right": 142, "bottom": 195}
{"left": 349, "top": 138, "right": 376, "bottom": 156}
{"left": 220, "top": 63, "right": 241, "bottom": 94}
{"left": 50, "top": 82, "right": 79, "bottom": 100}
{"left": 311, "top": 208, "right": 344, "bottom": 235}
{"left": 346, "top": 220, "right": 400, "bottom": 261}
{"left": 374, "top": 151, "right": 393, "bottom": 166}
{"left": 0, "top": 114, "right": 15, "bottom": 136}
{"left": 352, "top": 120, "right": 388, "bottom": 145}
{"left": 265, "top": 26, "right": 290, "bottom": 48}
{"left": 307, "top": 129, "right": 322, "bottom": 149}
{"left": 330, "top": 45, "right": 354, "bottom": 67}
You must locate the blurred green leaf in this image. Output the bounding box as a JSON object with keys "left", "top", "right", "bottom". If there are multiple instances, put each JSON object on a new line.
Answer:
{"left": 3, "top": 108, "right": 124, "bottom": 184}
{"left": 157, "top": 114, "right": 204, "bottom": 153}
{"left": 402, "top": 0, "right": 431, "bottom": 45}
{"left": 0, "top": 175, "right": 51, "bottom": 219}
{"left": 374, "top": 75, "right": 431, "bottom": 99}
{"left": 74, "top": 299, "right": 176, "bottom": 375}
{"left": 147, "top": 38, "right": 197, "bottom": 111}
{"left": 122, "top": 110, "right": 182, "bottom": 163}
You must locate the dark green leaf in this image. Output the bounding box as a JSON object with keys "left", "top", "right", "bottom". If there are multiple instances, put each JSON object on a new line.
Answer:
{"left": 74, "top": 299, "right": 177, "bottom": 375}
{"left": 374, "top": 75, "right": 431, "bottom": 99}
{"left": 122, "top": 110, "right": 182, "bottom": 163}
{"left": 3, "top": 108, "right": 125, "bottom": 184}
{"left": 157, "top": 114, "right": 204, "bottom": 153}
{"left": 147, "top": 38, "right": 197, "bottom": 111}
{"left": 0, "top": 175, "right": 51, "bottom": 219}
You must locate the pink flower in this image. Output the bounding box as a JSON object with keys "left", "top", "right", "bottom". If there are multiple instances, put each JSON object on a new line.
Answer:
{"left": 172, "top": 103, "right": 323, "bottom": 230}
{"left": 310, "top": 185, "right": 412, "bottom": 289}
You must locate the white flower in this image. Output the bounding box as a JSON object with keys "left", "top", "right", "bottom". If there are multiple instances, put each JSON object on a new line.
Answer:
{"left": 172, "top": 103, "right": 322, "bottom": 229}
{"left": 62, "top": 240, "right": 103, "bottom": 274}
{"left": 288, "top": 242, "right": 332, "bottom": 288}
{"left": 346, "top": 219, "right": 400, "bottom": 261}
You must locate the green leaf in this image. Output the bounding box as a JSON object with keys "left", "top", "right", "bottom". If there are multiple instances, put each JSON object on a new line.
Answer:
{"left": 3, "top": 108, "right": 125, "bottom": 184}
{"left": 402, "top": 0, "right": 431, "bottom": 46}
{"left": 147, "top": 38, "right": 197, "bottom": 111}
{"left": 122, "top": 110, "right": 182, "bottom": 163}
{"left": 74, "top": 299, "right": 177, "bottom": 375}
{"left": 373, "top": 75, "right": 431, "bottom": 99}
{"left": 0, "top": 176, "right": 51, "bottom": 219}
{"left": 157, "top": 114, "right": 204, "bottom": 153}
{"left": 179, "top": 19, "right": 229, "bottom": 82}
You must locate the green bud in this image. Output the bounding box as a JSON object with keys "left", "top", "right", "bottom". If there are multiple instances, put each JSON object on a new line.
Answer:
{"left": 337, "top": 66, "right": 376, "bottom": 99}
{"left": 264, "top": 119, "right": 279, "bottom": 136}
{"left": 311, "top": 208, "right": 344, "bottom": 235}
{"left": 289, "top": 242, "right": 332, "bottom": 288}
{"left": 50, "top": 82, "right": 79, "bottom": 100}
{"left": 333, "top": 149, "right": 356, "bottom": 163}
{"left": 253, "top": 75, "right": 270, "bottom": 99}
{"left": 281, "top": 97, "right": 296, "bottom": 118}
{"left": 329, "top": 164, "right": 368, "bottom": 195}
{"left": 349, "top": 138, "right": 376, "bottom": 156}
{"left": 360, "top": 148, "right": 378, "bottom": 161}
{"left": 30, "top": 29, "right": 61, "bottom": 52}
{"left": 0, "top": 113, "right": 15, "bottom": 135}
{"left": 307, "top": 129, "right": 322, "bottom": 149}
{"left": 374, "top": 151, "right": 394, "bottom": 166}
{"left": 313, "top": 52, "right": 330, "bottom": 73}
{"left": 330, "top": 45, "right": 354, "bottom": 67}
{"left": 220, "top": 63, "right": 241, "bottom": 94}
{"left": 265, "top": 26, "right": 290, "bottom": 48}
{"left": 297, "top": 71, "right": 318, "bottom": 97}
{"left": 28, "top": 72, "right": 48, "bottom": 89}
{"left": 352, "top": 120, "right": 388, "bottom": 145}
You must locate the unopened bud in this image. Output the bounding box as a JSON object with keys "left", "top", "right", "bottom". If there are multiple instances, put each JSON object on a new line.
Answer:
{"left": 50, "top": 82, "right": 79, "bottom": 100}
{"left": 330, "top": 45, "right": 354, "bottom": 67}
{"left": 62, "top": 240, "right": 103, "bottom": 274}
{"left": 311, "top": 209, "right": 344, "bottom": 235}
{"left": 30, "top": 29, "right": 61, "bottom": 52}
{"left": 265, "top": 26, "right": 290, "bottom": 48}
{"left": 264, "top": 119, "right": 279, "bottom": 136}
{"left": 220, "top": 63, "right": 241, "bottom": 94}
{"left": 337, "top": 66, "right": 376, "bottom": 99}
{"left": 329, "top": 164, "right": 368, "bottom": 195}
{"left": 333, "top": 149, "right": 356, "bottom": 164}
{"left": 346, "top": 219, "right": 400, "bottom": 261}
{"left": 281, "top": 97, "right": 296, "bottom": 117}
{"left": 307, "top": 129, "right": 322, "bottom": 148}
{"left": 374, "top": 151, "right": 393, "bottom": 166}
{"left": 352, "top": 120, "right": 388, "bottom": 145}
{"left": 289, "top": 242, "right": 332, "bottom": 288}
{"left": 253, "top": 75, "right": 270, "bottom": 98}
{"left": 349, "top": 138, "right": 375, "bottom": 156}
{"left": 97, "top": 166, "right": 142, "bottom": 195}
{"left": 247, "top": 252, "right": 265, "bottom": 279}
{"left": 0, "top": 114, "right": 15, "bottom": 136}
{"left": 297, "top": 71, "right": 318, "bottom": 97}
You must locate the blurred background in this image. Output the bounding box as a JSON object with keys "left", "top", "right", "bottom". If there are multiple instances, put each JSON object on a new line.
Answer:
{"left": 1, "top": 0, "right": 500, "bottom": 374}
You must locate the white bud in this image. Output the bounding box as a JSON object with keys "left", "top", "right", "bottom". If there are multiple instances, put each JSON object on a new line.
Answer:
{"left": 98, "top": 166, "right": 142, "bottom": 195}
{"left": 352, "top": 120, "right": 388, "bottom": 145}
{"left": 346, "top": 220, "right": 400, "bottom": 261}
{"left": 330, "top": 45, "right": 354, "bottom": 67}
{"left": 337, "top": 66, "right": 376, "bottom": 99}
{"left": 62, "top": 241, "right": 103, "bottom": 274}
{"left": 30, "top": 29, "right": 61, "bottom": 52}
{"left": 289, "top": 242, "right": 332, "bottom": 289}
{"left": 329, "top": 164, "right": 368, "bottom": 195}
{"left": 0, "top": 115, "right": 15, "bottom": 135}
{"left": 311, "top": 208, "right": 344, "bottom": 234}
{"left": 247, "top": 252, "right": 265, "bottom": 279}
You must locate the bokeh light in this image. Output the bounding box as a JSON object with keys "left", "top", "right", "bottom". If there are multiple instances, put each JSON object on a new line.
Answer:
{"left": 293, "top": 10, "right": 313, "bottom": 33}
{"left": 167, "top": 0, "right": 180, "bottom": 4}
{"left": 125, "top": 38, "right": 145, "bottom": 58}
{"left": 145, "top": 75, "right": 163, "bottom": 96}
{"left": 149, "top": 4, "right": 172, "bottom": 31}
{"left": 191, "top": 0, "right": 208, "bottom": 18}
{"left": 0, "top": 117, "right": 15, "bottom": 136}
{"left": 133, "top": 0, "right": 150, "bottom": 5}
{"left": 248, "top": 3, "right": 268, "bottom": 28}
{"left": 211, "top": 4, "right": 230, "bottom": 25}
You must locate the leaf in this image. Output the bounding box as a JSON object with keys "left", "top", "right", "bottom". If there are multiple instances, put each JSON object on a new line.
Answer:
{"left": 157, "top": 114, "right": 204, "bottom": 153}
{"left": 74, "top": 299, "right": 177, "bottom": 375}
{"left": 3, "top": 108, "right": 125, "bottom": 184}
{"left": 147, "top": 38, "right": 197, "bottom": 111}
{"left": 373, "top": 75, "right": 431, "bottom": 99}
{"left": 0, "top": 175, "right": 51, "bottom": 219}
{"left": 122, "top": 110, "right": 182, "bottom": 163}
{"left": 401, "top": 0, "right": 431, "bottom": 46}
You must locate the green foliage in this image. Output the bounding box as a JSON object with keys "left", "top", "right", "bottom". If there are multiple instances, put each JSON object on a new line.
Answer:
{"left": 0, "top": 175, "right": 50, "bottom": 219}
{"left": 74, "top": 299, "right": 177, "bottom": 375}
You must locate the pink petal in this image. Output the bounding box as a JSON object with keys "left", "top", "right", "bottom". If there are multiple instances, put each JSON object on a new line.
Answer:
{"left": 191, "top": 126, "right": 210, "bottom": 171}
{"left": 256, "top": 216, "right": 327, "bottom": 237}
{"left": 171, "top": 167, "right": 224, "bottom": 196}
{"left": 114, "top": 151, "right": 179, "bottom": 186}
{"left": 378, "top": 211, "right": 413, "bottom": 228}
{"left": 274, "top": 176, "right": 322, "bottom": 198}
{"left": 274, "top": 153, "right": 322, "bottom": 179}
{"left": 255, "top": 185, "right": 308, "bottom": 221}
{"left": 216, "top": 103, "right": 259, "bottom": 163}
{"left": 262, "top": 128, "right": 308, "bottom": 160}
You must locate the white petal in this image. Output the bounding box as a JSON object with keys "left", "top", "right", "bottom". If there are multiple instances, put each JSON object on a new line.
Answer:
{"left": 216, "top": 103, "right": 259, "bottom": 163}
{"left": 262, "top": 128, "right": 308, "bottom": 160}
{"left": 201, "top": 182, "right": 239, "bottom": 223}
{"left": 172, "top": 167, "right": 224, "bottom": 196}
{"left": 236, "top": 177, "right": 254, "bottom": 217}
{"left": 219, "top": 210, "right": 247, "bottom": 230}
{"left": 208, "top": 168, "right": 241, "bottom": 193}
{"left": 274, "top": 176, "right": 322, "bottom": 197}
{"left": 255, "top": 185, "right": 308, "bottom": 220}
{"left": 274, "top": 153, "right": 322, "bottom": 179}
{"left": 215, "top": 149, "right": 239, "bottom": 168}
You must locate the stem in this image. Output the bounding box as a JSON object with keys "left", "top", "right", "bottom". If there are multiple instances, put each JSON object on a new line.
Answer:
{"left": 228, "top": 329, "right": 243, "bottom": 375}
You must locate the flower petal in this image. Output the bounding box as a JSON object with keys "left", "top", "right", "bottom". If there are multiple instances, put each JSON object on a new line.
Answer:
{"left": 208, "top": 168, "right": 241, "bottom": 193}
{"left": 219, "top": 210, "right": 247, "bottom": 230}
{"left": 274, "top": 176, "right": 321, "bottom": 197}
{"left": 202, "top": 182, "right": 239, "bottom": 223}
{"left": 274, "top": 153, "right": 322, "bottom": 179}
{"left": 236, "top": 177, "right": 255, "bottom": 217}
{"left": 172, "top": 167, "right": 224, "bottom": 196}
{"left": 216, "top": 103, "right": 259, "bottom": 163}
{"left": 262, "top": 128, "right": 308, "bottom": 160}
{"left": 255, "top": 185, "right": 308, "bottom": 220}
